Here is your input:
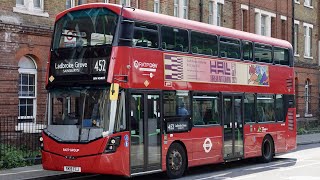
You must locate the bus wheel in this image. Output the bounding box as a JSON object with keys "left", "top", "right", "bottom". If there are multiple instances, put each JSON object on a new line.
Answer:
{"left": 259, "top": 136, "right": 274, "bottom": 163}
{"left": 166, "top": 143, "right": 187, "bottom": 179}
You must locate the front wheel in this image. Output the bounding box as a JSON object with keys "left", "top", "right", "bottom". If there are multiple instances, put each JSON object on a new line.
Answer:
{"left": 259, "top": 136, "right": 274, "bottom": 163}
{"left": 166, "top": 143, "right": 187, "bottom": 179}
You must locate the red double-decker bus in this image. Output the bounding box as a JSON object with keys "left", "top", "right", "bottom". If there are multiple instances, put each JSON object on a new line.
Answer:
{"left": 41, "top": 3, "right": 296, "bottom": 178}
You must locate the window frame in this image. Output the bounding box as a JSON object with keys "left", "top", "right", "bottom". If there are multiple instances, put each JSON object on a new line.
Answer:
{"left": 303, "top": 23, "right": 313, "bottom": 58}
{"left": 242, "top": 40, "right": 253, "bottom": 61}
{"left": 254, "top": 43, "right": 273, "bottom": 64}
{"left": 13, "top": 0, "right": 48, "bottom": 17}
{"left": 294, "top": 21, "right": 299, "bottom": 56}
{"left": 244, "top": 93, "right": 256, "bottom": 124}
{"left": 273, "top": 46, "right": 289, "bottom": 66}
{"left": 120, "top": 0, "right": 131, "bottom": 6}
{"left": 160, "top": 25, "right": 189, "bottom": 53}
{"left": 133, "top": 21, "right": 160, "bottom": 49}
{"left": 192, "top": 92, "right": 221, "bottom": 127}
{"left": 66, "top": 0, "right": 75, "bottom": 9}
{"left": 256, "top": 94, "right": 276, "bottom": 123}
{"left": 304, "top": 0, "right": 313, "bottom": 8}
{"left": 190, "top": 30, "right": 218, "bottom": 56}
{"left": 154, "top": 0, "right": 160, "bottom": 13}
{"left": 18, "top": 60, "right": 37, "bottom": 122}
{"left": 219, "top": 36, "right": 241, "bottom": 60}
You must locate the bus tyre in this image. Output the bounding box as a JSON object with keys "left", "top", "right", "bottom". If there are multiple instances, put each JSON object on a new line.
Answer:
{"left": 259, "top": 136, "right": 274, "bottom": 163}
{"left": 166, "top": 143, "right": 187, "bottom": 179}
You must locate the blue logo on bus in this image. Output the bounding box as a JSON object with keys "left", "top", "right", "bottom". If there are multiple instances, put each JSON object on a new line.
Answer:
{"left": 124, "top": 134, "right": 129, "bottom": 141}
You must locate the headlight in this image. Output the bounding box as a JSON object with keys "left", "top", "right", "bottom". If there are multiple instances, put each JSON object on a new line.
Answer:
{"left": 104, "top": 136, "right": 121, "bottom": 153}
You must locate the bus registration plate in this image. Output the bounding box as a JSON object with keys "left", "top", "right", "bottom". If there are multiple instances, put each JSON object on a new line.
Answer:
{"left": 64, "top": 166, "right": 81, "bottom": 172}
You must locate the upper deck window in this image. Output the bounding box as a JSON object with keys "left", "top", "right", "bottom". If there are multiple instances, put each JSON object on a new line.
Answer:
{"left": 161, "top": 26, "right": 189, "bottom": 52}
{"left": 52, "top": 8, "right": 118, "bottom": 49}
{"left": 274, "top": 47, "right": 289, "bottom": 65}
{"left": 254, "top": 43, "right": 272, "bottom": 63}
{"left": 242, "top": 41, "right": 253, "bottom": 61}
{"left": 219, "top": 37, "right": 240, "bottom": 59}
{"left": 133, "top": 22, "right": 159, "bottom": 48}
{"left": 191, "top": 31, "right": 218, "bottom": 56}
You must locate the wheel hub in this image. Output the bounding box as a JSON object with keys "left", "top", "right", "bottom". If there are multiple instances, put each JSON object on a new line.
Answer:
{"left": 170, "top": 150, "right": 182, "bottom": 171}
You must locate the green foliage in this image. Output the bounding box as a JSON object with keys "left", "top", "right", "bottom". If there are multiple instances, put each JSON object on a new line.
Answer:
{"left": 297, "top": 127, "right": 307, "bottom": 135}
{"left": 0, "top": 144, "right": 41, "bottom": 169}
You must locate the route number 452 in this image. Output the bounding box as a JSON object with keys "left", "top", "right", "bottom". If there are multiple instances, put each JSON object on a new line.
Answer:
{"left": 94, "top": 59, "right": 106, "bottom": 72}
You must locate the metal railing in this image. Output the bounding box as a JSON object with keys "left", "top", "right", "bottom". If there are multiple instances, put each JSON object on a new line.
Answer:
{"left": 0, "top": 116, "right": 46, "bottom": 169}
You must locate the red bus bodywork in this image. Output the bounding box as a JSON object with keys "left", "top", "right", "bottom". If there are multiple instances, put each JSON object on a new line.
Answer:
{"left": 42, "top": 3, "right": 296, "bottom": 177}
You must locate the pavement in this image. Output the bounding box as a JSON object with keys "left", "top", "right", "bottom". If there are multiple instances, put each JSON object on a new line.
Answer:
{"left": 0, "top": 133, "right": 319, "bottom": 180}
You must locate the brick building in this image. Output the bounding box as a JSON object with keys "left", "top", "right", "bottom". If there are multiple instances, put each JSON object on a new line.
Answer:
{"left": 293, "top": 0, "right": 320, "bottom": 124}
{"left": 0, "top": 0, "right": 318, "bottom": 127}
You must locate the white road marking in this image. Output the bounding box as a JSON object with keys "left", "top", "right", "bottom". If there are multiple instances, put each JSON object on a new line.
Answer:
{"left": 279, "top": 162, "right": 320, "bottom": 171}
{"left": 247, "top": 160, "right": 295, "bottom": 171}
{"left": 193, "top": 172, "right": 230, "bottom": 180}
{"left": 0, "top": 169, "right": 43, "bottom": 176}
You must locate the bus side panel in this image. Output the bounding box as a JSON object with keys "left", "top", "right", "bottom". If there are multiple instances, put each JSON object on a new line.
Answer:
{"left": 243, "top": 124, "right": 259, "bottom": 158}
{"left": 189, "top": 126, "right": 223, "bottom": 167}
{"left": 162, "top": 126, "right": 223, "bottom": 171}
{"left": 244, "top": 123, "right": 287, "bottom": 158}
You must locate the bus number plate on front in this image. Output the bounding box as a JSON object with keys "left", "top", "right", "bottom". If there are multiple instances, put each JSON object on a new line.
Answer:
{"left": 64, "top": 166, "right": 81, "bottom": 172}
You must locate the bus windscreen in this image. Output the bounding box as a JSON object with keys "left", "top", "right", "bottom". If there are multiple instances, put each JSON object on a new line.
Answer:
{"left": 52, "top": 8, "right": 118, "bottom": 49}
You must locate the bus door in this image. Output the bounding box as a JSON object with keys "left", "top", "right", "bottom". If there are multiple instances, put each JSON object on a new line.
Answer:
{"left": 129, "top": 91, "right": 162, "bottom": 175}
{"left": 222, "top": 94, "right": 244, "bottom": 160}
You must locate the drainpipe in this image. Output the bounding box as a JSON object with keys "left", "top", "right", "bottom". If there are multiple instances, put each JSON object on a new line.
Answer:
{"left": 199, "top": 0, "right": 203, "bottom": 22}
{"left": 292, "top": 0, "right": 295, "bottom": 46}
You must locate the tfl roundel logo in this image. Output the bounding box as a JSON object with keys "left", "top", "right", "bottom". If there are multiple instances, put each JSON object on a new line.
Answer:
{"left": 203, "top": 138, "right": 212, "bottom": 153}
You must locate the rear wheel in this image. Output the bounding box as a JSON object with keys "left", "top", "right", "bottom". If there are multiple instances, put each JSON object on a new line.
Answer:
{"left": 166, "top": 143, "right": 187, "bottom": 179}
{"left": 259, "top": 136, "right": 274, "bottom": 163}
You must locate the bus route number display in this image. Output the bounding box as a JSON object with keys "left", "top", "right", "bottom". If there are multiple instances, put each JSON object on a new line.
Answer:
{"left": 166, "top": 121, "right": 189, "bottom": 133}
{"left": 93, "top": 59, "right": 106, "bottom": 73}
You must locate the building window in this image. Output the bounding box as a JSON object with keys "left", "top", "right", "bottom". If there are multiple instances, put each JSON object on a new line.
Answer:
{"left": 294, "top": 21, "right": 299, "bottom": 55}
{"left": 120, "top": 0, "right": 130, "bottom": 6}
{"left": 18, "top": 56, "right": 37, "bottom": 122}
{"left": 182, "top": 0, "right": 188, "bottom": 19}
{"left": 208, "top": 0, "right": 224, "bottom": 26}
{"left": 174, "top": 0, "right": 188, "bottom": 19}
{"left": 154, "top": 0, "right": 160, "bottom": 13}
{"left": 14, "top": 0, "right": 48, "bottom": 17}
{"left": 16, "top": 0, "right": 24, "bottom": 5}
{"left": 216, "top": 3, "right": 223, "bottom": 26}
{"left": 304, "top": 0, "right": 312, "bottom": 7}
{"left": 174, "top": 0, "right": 179, "bottom": 17}
{"left": 241, "top": 4, "right": 248, "bottom": 31}
{"left": 66, "top": 0, "right": 75, "bottom": 9}
{"left": 255, "top": 9, "right": 276, "bottom": 37}
{"left": 303, "top": 23, "right": 313, "bottom": 58}
{"left": 241, "top": 9, "right": 248, "bottom": 31}
{"left": 281, "top": 16, "right": 287, "bottom": 40}
{"left": 294, "top": 0, "right": 300, "bottom": 3}
{"left": 304, "top": 79, "right": 311, "bottom": 116}
{"left": 295, "top": 78, "right": 299, "bottom": 117}
{"left": 104, "top": 0, "right": 109, "bottom": 3}
{"left": 261, "top": 15, "right": 267, "bottom": 36}
{"left": 33, "top": 0, "right": 41, "bottom": 8}
{"left": 209, "top": 1, "right": 213, "bottom": 24}
{"left": 78, "top": 0, "right": 87, "bottom": 5}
